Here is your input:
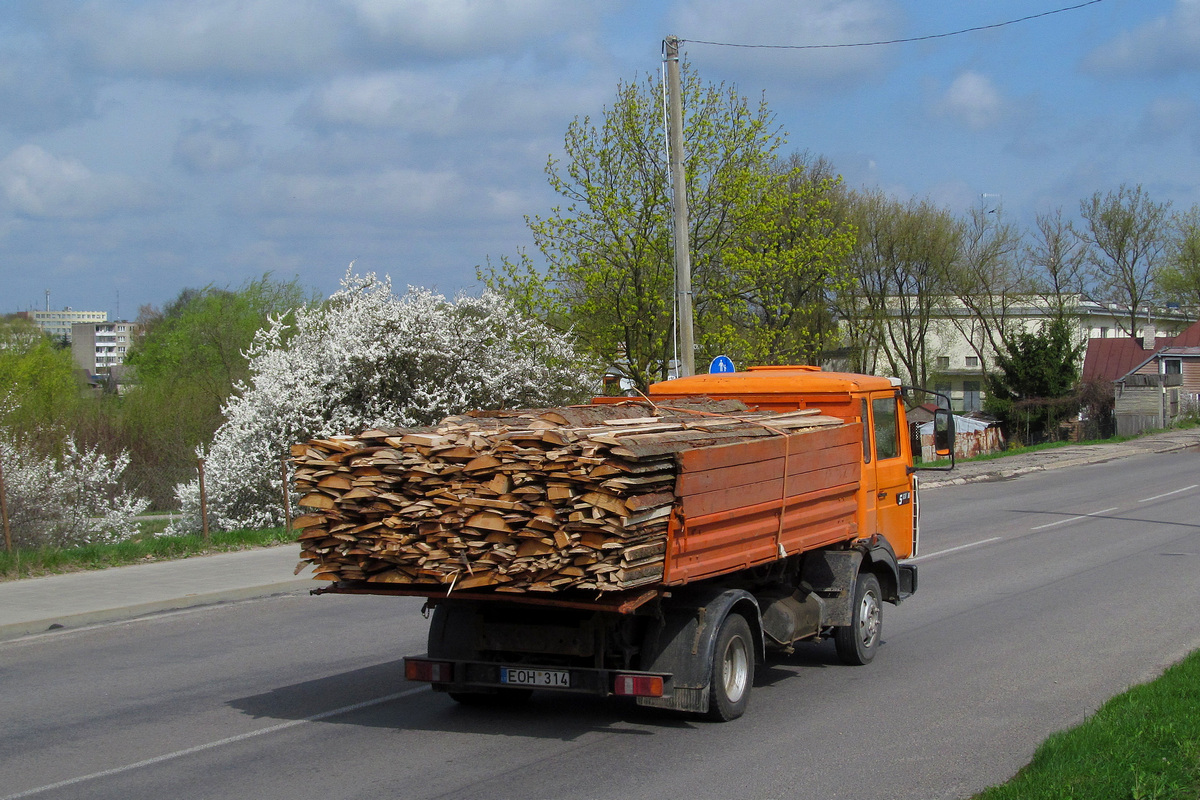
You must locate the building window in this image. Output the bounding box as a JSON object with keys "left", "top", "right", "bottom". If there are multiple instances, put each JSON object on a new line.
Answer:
{"left": 936, "top": 356, "right": 949, "bottom": 370}
{"left": 1164, "top": 358, "right": 1182, "bottom": 375}
{"left": 963, "top": 381, "right": 982, "bottom": 413}
{"left": 934, "top": 384, "right": 951, "bottom": 409}
{"left": 965, "top": 356, "right": 979, "bottom": 368}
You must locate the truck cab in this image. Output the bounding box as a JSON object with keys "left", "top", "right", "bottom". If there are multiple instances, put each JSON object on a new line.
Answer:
{"left": 645, "top": 365, "right": 929, "bottom": 560}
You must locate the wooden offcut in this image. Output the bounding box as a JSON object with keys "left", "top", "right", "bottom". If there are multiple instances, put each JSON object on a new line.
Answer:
{"left": 292, "top": 399, "right": 847, "bottom": 594}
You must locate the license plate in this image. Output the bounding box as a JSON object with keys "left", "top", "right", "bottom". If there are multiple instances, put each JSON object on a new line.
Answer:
{"left": 500, "top": 667, "right": 570, "bottom": 687}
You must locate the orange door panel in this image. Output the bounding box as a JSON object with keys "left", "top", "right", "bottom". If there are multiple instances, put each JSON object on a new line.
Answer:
{"left": 868, "top": 392, "right": 915, "bottom": 558}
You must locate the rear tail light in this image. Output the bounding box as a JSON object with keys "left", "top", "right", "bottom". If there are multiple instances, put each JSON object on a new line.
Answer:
{"left": 613, "top": 674, "right": 664, "bottom": 697}
{"left": 405, "top": 659, "right": 453, "bottom": 683}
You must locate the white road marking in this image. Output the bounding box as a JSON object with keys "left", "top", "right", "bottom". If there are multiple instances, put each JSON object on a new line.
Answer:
{"left": 1139, "top": 485, "right": 1198, "bottom": 503}
{"left": 910, "top": 537, "right": 1002, "bottom": 563}
{"left": 1, "top": 686, "right": 430, "bottom": 800}
{"left": 1030, "top": 507, "right": 1118, "bottom": 531}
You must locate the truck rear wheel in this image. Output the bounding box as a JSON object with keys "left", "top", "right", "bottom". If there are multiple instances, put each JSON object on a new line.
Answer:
{"left": 707, "top": 613, "right": 753, "bottom": 721}
{"left": 835, "top": 572, "right": 882, "bottom": 665}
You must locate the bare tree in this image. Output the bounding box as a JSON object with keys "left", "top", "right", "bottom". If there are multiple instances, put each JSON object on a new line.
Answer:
{"left": 839, "top": 190, "right": 957, "bottom": 386}
{"left": 943, "top": 202, "right": 1027, "bottom": 375}
{"left": 1028, "top": 207, "right": 1089, "bottom": 321}
{"left": 1154, "top": 204, "right": 1200, "bottom": 319}
{"left": 1077, "top": 184, "right": 1172, "bottom": 336}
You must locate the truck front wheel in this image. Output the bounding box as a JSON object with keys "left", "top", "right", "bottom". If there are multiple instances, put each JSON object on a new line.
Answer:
{"left": 835, "top": 572, "right": 882, "bottom": 665}
{"left": 707, "top": 613, "right": 754, "bottom": 721}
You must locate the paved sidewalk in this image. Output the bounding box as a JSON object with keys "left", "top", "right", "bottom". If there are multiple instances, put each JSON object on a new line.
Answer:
{"left": 2, "top": 427, "right": 1197, "bottom": 642}
{"left": 0, "top": 546, "right": 316, "bottom": 641}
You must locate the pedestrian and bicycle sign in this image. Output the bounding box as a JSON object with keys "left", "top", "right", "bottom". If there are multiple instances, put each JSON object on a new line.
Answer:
{"left": 709, "top": 355, "right": 735, "bottom": 374}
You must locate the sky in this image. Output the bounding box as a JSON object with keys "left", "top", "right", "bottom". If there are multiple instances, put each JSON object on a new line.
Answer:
{"left": 1, "top": 0, "right": 1198, "bottom": 320}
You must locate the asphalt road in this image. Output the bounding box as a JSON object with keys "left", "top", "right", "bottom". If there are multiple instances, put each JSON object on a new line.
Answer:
{"left": 3, "top": 449, "right": 1199, "bottom": 800}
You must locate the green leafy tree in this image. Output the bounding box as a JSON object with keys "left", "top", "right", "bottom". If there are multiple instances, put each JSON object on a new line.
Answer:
{"left": 0, "top": 315, "right": 82, "bottom": 448}
{"left": 482, "top": 64, "right": 790, "bottom": 391}
{"left": 116, "top": 274, "right": 317, "bottom": 507}
{"left": 985, "top": 317, "right": 1084, "bottom": 444}
{"left": 699, "top": 154, "right": 856, "bottom": 366}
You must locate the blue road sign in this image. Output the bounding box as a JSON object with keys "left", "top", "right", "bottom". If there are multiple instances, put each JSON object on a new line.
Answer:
{"left": 709, "top": 355, "right": 735, "bottom": 373}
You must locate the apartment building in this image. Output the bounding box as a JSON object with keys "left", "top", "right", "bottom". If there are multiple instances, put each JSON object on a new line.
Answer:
{"left": 71, "top": 321, "right": 141, "bottom": 374}
{"left": 20, "top": 309, "right": 107, "bottom": 342}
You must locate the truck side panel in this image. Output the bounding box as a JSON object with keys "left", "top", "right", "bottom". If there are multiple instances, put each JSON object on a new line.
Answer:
{"left": 666, "top": 487, "right": 858, "bottom": 584}
{"left": 665, "top": 424, "right": 861, "bottom": 585}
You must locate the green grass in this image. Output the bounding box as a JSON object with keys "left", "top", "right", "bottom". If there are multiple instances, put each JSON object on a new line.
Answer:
{"left": 975, "top": 651, "right": 1200, "bottom": 799}
{"left": 0, "top": 525, "right": 294, "bottom": 581}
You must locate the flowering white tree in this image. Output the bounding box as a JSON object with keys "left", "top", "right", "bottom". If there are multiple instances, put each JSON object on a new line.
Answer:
{"left": 0, "top": 432, "right": 150, "bottom": 547}
{"left": 170, "top": 271, "right": 594, "bottom": 533}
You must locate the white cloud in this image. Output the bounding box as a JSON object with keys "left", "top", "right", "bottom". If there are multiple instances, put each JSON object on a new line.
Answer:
{"left": 59, "top": 0, "right": 346, "bottom": 80}
{"left": 0, "top": 50, "right": 95, "bottom": 134}
{"left": 299, "top": 70, "right": 606, "bottom": 138}
{"left": 1083, "top": 0, "right": 1200, "bottom": 77}
{"left": 937, "top": 72, "right": 1005, "bottom": 131}
{"left": 346, "top": 0, "right": 595, "bottom": 55}
{"left": 0, "top": 145, "right": 156, "bottom": 219}
{"left": 1136, "top": 96, "right": 1200, "bottom": 142}
{"left": 303, "top": 72, "right": 462, "bottom": 132}
{"left": 174, "top": 116, "right": 257, "bottom": 173}
{"left": 670, "top": 0, "right": 902, "bottom": 83}
{"left": 252, "top": 168, "right": 467, "bottom": 220}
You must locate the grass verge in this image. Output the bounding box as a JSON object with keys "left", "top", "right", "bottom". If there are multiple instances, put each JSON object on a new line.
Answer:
{"left": 0, "top": 526, "right": 293, "bottom": 581}
{"left": 975, "top": 650, "right": 1200, "bottom": 800}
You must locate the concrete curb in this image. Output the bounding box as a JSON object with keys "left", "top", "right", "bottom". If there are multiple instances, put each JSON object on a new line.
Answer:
{"left": 0, "top": 578, "right": 316, "bottom": 642}
{"left": 921, "top": 434, "right": 1199, "bottom": 490}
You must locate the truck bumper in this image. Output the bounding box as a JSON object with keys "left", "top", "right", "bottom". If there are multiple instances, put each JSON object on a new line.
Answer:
{"left": 899, "top": 563, "right": 918, "bottom": 599}
{"left": 404, "top": 656, "right": 672, "bottom": 699}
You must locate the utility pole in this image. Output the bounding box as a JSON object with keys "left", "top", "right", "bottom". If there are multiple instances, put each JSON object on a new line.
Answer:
{"left": 664, "top": 35, "right": 695, "bottom": 378}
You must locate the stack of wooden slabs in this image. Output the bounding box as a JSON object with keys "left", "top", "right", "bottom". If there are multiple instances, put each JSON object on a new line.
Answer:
{"left": 291, "top": 398, "right": 842, "bottom": 593}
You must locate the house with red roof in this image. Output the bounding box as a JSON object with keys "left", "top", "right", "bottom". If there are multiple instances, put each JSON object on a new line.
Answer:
{"left": 1081, "top": 321, "right": 1200, "bottom": 436}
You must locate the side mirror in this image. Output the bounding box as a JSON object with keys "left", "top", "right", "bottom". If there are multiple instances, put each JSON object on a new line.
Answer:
{"left": 933, "top": 408, "right": 955, "bottom": 461}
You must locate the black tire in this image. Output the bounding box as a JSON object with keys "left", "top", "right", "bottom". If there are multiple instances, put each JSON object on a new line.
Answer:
{"left": 835, "top": 571, "right": 883, "bottom": 665}
{"left": 707, "top": 613, "right": 754, "bottom": 721}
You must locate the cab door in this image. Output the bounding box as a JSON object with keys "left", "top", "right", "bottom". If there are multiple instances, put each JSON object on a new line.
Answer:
{"left": 866, "top": 391, "right": 915, "bottom": 558}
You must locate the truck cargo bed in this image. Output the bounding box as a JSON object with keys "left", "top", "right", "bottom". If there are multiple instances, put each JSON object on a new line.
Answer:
{"left": 294, "top": 400, "right": 862, "bottom": 608}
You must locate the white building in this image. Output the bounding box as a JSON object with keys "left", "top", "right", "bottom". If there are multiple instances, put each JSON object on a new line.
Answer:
{"left": 22, "top": 309, "right": 107, "bottom": 342}
{"left": 875, "top": 297, "right": 1190, "bottom": 413}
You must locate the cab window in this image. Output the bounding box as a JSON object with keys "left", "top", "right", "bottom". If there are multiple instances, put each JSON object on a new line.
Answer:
{"left": 872, "top": 396, "right": 899, "bottom": 460}
{"left": 861, "top": 398, "right": 872, "bottom": 463}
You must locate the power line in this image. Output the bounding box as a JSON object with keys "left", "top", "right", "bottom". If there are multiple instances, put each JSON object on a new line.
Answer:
{"left": 681, "top": 0, "right": 1104, "bottom": 50}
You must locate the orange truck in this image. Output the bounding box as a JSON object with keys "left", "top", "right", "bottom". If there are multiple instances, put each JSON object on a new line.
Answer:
{"left": 334, "top": 367, "right": 953, "bottom": 721}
